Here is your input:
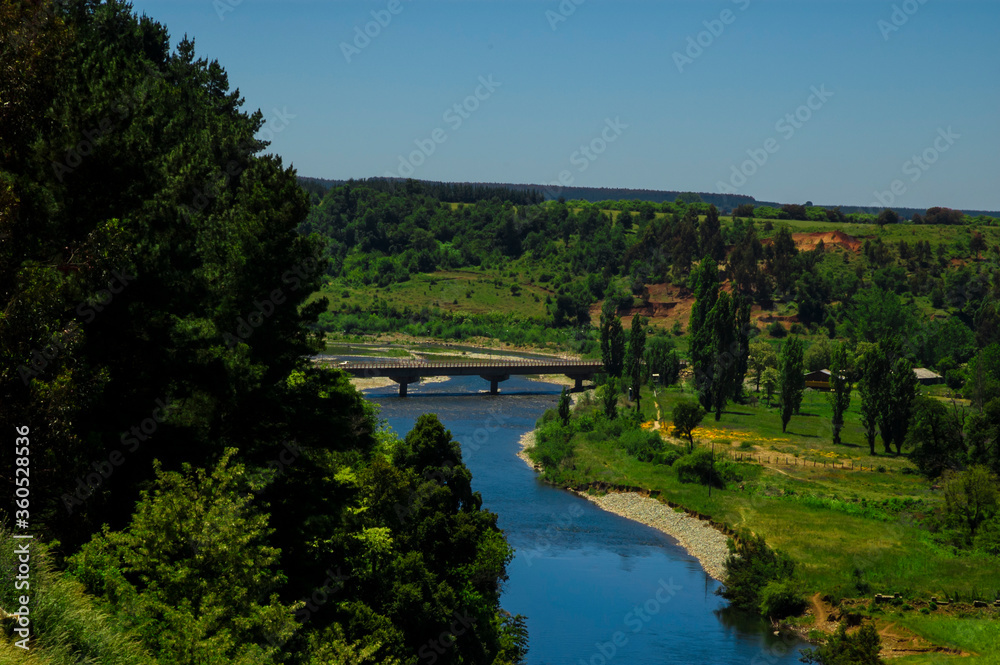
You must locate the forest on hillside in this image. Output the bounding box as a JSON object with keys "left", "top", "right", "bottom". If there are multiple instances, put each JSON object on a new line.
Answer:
{"left": 304, "top": 181, "right": 1000, "bottom": 377}
{"left": 1, "top": 2, "right": 527, "bottom": 663}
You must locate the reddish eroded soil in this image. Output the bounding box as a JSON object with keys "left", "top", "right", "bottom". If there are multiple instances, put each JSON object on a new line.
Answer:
{"left": 798, "top": 594, "right": 970, "bottom": 660}
{"left": 597, "top": 281, "right": 801, "bottom": 333}
{"left": 760, "top": 230, "right": 862, "bottom": 253}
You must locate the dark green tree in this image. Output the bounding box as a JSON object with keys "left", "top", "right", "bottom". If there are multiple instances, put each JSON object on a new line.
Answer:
{"left": 690, "top": 257, "right": 721, "bottom": 412}
{"left": 672, "top": 401, "right": 705, "bottom": 452}
{"left": 645, "top": 334, "right": 679, "bottom": 386}
{"left": 707, "top": 291, "right": 738, "bottom": 420}
{"left": 829, "top": 343, "right": 852, "bottom": 445}
{"left": 778, "top": 337, "right": 804, "bottom": 433}
{"left": 906, "top": 397, "right": 966, "bottom": 477}
{"left": 602, "top": 377, "right": 620, "bottom": 420}
{"left": 627, "top": 314, "right": 646, "bottom": 414}
{"left": 729, "top": 220, "right": 764, "bottom": 301}
{"left": 600, "top": 314, "right": 626, "bottom": 379}
{"left": 68, "top": 450, "right": 299, "bottom": 664}
{"left": 967, "top": 397, "right": 1000, "bottom": 475}
{"left": 699, "top": 204, "right": 725, "bottom": 262}
{"left": 887, "top": 357, "right": 918, "bottom": 455}
{"left": 767, "top": 225, "right": 799, "bottom": 294}
{"left": 859, "top": 344, "right": 890, "bottom": 455}
{"left": 558, "top": 387, "right": 571, "bottom": 426}
{"left": 721, "top": 532, "right": 796, "bottom": 615}
{"left": 801, "top": 622, "right": 885, "bottom": 665}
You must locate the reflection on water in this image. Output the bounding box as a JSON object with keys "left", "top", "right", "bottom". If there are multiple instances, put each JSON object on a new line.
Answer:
{"left": 365, "top": 371, "right": 805, "bottom": 664}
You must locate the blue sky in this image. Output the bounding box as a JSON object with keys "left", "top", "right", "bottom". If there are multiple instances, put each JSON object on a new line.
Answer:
{"left": 129, "top": 0, "right": 999, "bottom": 211}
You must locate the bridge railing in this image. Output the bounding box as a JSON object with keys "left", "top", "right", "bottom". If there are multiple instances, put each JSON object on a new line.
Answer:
{"left": 332, "top": 359, "right": 604, "bottom": 370}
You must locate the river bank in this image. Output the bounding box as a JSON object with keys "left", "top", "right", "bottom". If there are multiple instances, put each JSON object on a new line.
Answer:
{"left": 516, "top": 429, "right": 730, "bottom": 581}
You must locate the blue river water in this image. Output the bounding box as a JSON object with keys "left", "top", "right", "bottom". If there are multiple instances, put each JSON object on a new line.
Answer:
{"left": 365, "top": 371, "right": 806, "bottom": 665}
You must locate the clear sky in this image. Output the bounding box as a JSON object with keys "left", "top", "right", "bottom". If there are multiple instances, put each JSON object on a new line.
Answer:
{"left": 129, "top": 0, "right": 999, "bottom": 211}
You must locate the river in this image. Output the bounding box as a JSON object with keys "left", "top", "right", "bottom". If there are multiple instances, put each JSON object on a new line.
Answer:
{"left": 364, "top": 371, "right": 807, "bottom": 664}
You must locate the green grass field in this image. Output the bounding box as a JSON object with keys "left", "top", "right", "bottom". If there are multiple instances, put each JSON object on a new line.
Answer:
{"left": 533, "top": 381, "right": 999, "bottom": 660}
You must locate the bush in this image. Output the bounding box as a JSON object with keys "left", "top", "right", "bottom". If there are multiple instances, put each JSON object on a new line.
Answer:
{"left": 674, "top": 449, "right": 723, "bottom": 487}
{"left": 800, "top": 622, "right": 884, "bottom": 665}
{"left": 721, "top": 531, "right": 796, "bottom": 615}
{"left": 759, "top": 580, "right": 808, "bottom": 619}
{"left": 767, "top": 321, "right": 787, "bottom": 338}
{"left": 654, "top": 447, "right": 685, "bottom": 466}
{"left": 619, "top": 428, "right": 666, "bottom": 462}
{"left": 531, "top": 420, "right": 576, "bottom": 469}
{"left": 790, "top": 323, "right": 808, "bottom": 335}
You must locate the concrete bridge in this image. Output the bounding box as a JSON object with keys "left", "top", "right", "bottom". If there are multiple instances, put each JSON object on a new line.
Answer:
{"left": 333, "top": 359, "right": 604, "bottom": 397}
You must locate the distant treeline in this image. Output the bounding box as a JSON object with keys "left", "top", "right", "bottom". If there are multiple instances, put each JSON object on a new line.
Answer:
{"left": 300, "top": 176, "right": 999, "bottom": 219}
{"left": 299, "top": 176, "right": 544, "bottom": 205}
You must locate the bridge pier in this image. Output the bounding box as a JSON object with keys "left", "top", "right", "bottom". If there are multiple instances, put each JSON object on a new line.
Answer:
{"left": 565, "top": 373, "right": 593, "bottom": 391}
{"left": 389, "top": 375, "right": 420, "bottom": 398}
{"left": 480, "top": 374, "right": 510, "bottom": 394}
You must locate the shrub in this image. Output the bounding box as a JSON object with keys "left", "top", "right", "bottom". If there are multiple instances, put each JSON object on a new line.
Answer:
{"left": 721, "top": 531, "right": 796, "bottom": 615}
{"left": 767, "top": 321, "right": 787, "bottom": 338}
{"left": 800, "top": 622, "right": 884, "bottom": 665}
{"left": 655, "top": 448, "right": 684, "bottom": 466}
{"left": 790, "top": 323, "right": 808, "bottom": 335}
{"left": 619, "top": 428, "right": 666, "bottom": 462}
{"left": 674, "top": 449, "right": 723, "bottom": 487}
{"left": 759, "top": 580, "right": 808, "bottom": 619}
{"left": 531, "top": 421, "right": 576, "bottom": 469}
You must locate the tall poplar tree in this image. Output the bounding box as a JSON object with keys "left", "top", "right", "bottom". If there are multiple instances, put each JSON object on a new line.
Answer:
{"left": 829, "top": 343, "right": 852, "bottom": 445}
{"left": 627, "top": 314, "right": 646, "bottom": 414}
{"left": 778, "top": 337, "right": 805, "bottom": 433}
{"left": 690, "top": 257, "right": 720, "bottom": 411}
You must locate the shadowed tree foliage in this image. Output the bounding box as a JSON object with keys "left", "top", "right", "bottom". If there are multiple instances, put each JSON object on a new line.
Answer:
{"left": 627, "top": 314, "right": 646, "bottom": 413}
{"left": 672, "top": 401, "right": 706, "bottom": 452}
{"left": 859, "top": 344, "right": 890, "bottom": 455}
{"left": 778, "top": 337, "right": 804, "bottom": 433}
{"left": 0, "top": 3, "right": 528, "bottom": 663}
{"left": 828, "top": 343, "right": 852, "bottom": 445}
{"left": 690, "top": 257, "right": 720, "bottom": 412}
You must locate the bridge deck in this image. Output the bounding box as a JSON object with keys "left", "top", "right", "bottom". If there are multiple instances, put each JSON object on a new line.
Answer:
{"left": 324, "top": 358, "right": 604, "bottom": 396}
{"left": 335, "top": 359, "right": 603, "bottom": 377}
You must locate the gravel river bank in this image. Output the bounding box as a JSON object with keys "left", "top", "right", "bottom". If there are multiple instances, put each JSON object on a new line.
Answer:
{"left": 517, "top": 430, "right": 731, "bottom": 581}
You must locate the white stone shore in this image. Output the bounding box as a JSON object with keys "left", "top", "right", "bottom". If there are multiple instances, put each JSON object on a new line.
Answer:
{"left": 516, "top": 430, "right": 730, "bottom": 582}
{"left": 572, "top": 491, "right": 730, "bottom": 581}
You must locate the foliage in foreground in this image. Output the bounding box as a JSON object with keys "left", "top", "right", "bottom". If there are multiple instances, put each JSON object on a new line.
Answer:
{"left": 67, "top": 451, "right": 297, "bottom": 665}
{"left": 721, "top": 531, "right": 804, "bottom": 619}
{"left": 0, "top": 529, "right": 154, "bottom": 665}
{"left": 800, "top": 623, "right": 884, "bottom": 665}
